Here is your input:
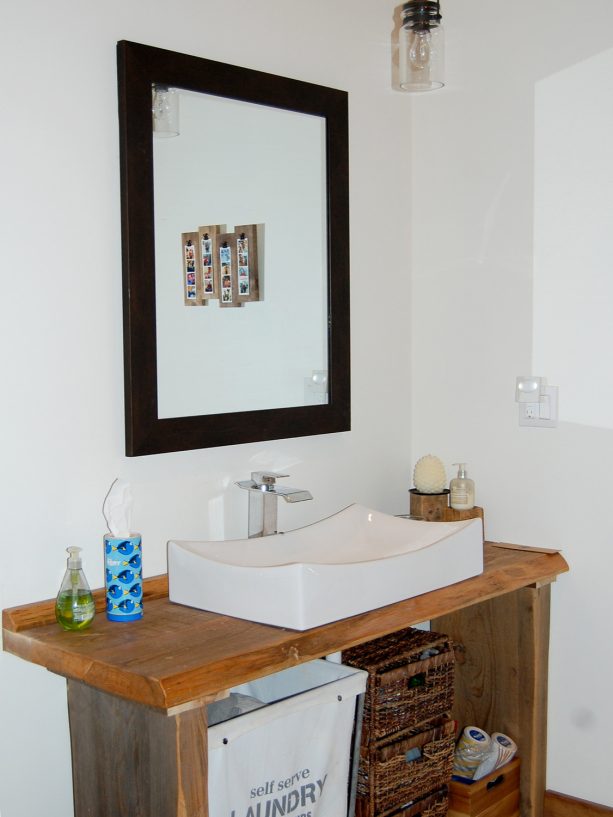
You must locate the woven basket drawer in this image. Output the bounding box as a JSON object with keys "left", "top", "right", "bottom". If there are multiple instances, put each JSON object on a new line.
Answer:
{"left": 344, "top": 627, "right": 455, "bottom": 743}
{"left": 355, "top": 787, "right": 450, "bottom": 817}
{"left": 357, "top": 717, "right": 456, "bottom": 816}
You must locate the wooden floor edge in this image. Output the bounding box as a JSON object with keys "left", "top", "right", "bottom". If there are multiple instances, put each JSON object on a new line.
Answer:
{"left": 545, "top": 790, "right": 613, "bottom": 817}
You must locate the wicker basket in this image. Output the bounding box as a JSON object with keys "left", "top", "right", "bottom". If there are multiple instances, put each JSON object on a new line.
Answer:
{"left": 356, "top": 717, "right": 456, "bottom": 817}
{"left": 355, "top": 786, "right": 449, "bottom": 817}
{"left": 343, "top": 627, "right": 455, "bottom": 743}
{"left": 389, "top": 788, "right": 449, "bottom": 817}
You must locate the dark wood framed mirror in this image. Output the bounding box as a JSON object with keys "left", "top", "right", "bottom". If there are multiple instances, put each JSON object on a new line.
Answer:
{"left": 117, "top": 40, "right": 350, "bottom": 456}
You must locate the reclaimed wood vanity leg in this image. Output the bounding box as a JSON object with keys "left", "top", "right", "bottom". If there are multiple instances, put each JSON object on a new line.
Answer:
{"left": 433, "top": 582, "right": 552, "bottom": 817}
{"left": 67, "top": 680, "right": 209, "bottom": 817}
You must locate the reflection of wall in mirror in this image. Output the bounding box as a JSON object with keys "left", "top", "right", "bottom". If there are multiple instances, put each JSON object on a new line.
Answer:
{"left": 154, "top": 90, "right": 328, "bottom": 419}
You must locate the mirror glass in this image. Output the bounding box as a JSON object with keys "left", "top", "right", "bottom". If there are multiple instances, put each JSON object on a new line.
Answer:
{"left": 117, "top": 41, "right": 350, "bottom": 455}
{"left": 154, "top": 91, "right": 328, "bottom": 418}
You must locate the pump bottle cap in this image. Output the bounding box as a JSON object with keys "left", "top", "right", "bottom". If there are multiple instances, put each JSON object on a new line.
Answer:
{"left": 66, "top": 546, "right": 82, "bottom": 569}
{"left": 453, "top": 462, "right": 468, "bottom": 478}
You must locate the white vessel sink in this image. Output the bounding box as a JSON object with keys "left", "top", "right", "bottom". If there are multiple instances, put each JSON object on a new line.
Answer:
{"left": 167, "top": 504, "right": 483, "bottom": 630}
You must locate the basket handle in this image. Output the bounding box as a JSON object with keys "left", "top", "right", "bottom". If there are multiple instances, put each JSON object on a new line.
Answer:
{"left": 377, "top": 651, "right": 453, "bottom": 685}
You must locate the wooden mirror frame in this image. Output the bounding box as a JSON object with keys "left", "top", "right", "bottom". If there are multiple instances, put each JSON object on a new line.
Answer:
{"left": 117, "top": 40, "right": 350, "bottom": 456}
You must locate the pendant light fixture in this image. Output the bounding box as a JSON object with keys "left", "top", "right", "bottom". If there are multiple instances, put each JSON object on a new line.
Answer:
{"left": 399, "top": 0, "right": 444, "bottom": 92}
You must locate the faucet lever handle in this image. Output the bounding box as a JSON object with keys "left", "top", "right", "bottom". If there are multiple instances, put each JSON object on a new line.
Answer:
{"left": 251, "top": 470, "right": 289, "bottom": 487}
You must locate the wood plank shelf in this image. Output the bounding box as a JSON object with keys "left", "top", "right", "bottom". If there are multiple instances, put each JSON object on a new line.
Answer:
{"left": 2, "top": 542, "right": 568, "bottom": 817}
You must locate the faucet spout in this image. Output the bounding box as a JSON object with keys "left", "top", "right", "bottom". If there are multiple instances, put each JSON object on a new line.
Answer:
{"left": 236, "top": 471, "right": 313, "bottom": 537}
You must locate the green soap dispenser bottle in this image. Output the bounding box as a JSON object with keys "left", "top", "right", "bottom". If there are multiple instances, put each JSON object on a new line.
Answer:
{"left": 55, "top": 547, "right": 96, "bottom": 631}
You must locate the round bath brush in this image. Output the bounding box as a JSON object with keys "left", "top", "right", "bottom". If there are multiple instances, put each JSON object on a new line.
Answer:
{"left": 413, "top": 455, "right": 447, "bottom": 494}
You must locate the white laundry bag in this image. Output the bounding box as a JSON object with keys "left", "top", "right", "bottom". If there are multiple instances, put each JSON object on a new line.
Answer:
{"left": 207, "top": 660, "right": 368, "bottom": 817}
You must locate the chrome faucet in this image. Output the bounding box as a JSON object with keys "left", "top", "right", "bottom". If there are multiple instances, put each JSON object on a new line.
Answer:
{"left": 236, "top": 471, "right": 313, "bottom": 538}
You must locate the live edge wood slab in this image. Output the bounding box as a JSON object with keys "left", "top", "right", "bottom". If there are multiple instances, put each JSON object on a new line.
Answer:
{"left": 3, "top": 543, "right": 568, "bottom": 712}
{"left": 2, "top": 543, "right": 569, "bottom": 817}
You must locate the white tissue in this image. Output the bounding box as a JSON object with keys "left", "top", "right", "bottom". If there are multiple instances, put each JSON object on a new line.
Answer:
{"left": 103, "top": 478, "right": 133, "bottom": 537}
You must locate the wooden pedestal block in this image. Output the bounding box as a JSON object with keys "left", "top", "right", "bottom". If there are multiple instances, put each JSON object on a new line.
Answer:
{"left": 409, "top": 490, "right": 485, "bottom": 538}
{"left": 449, "top": 758, "right": 520, "bottom": 817}
{"left": 444, "top": 506, "right": 485, "bottom": 541}
{"left": 444, "top": 504, "right": 484, "bottom": 526}
{"left": 409, "top": 490, "right": 450, "bottom": 521}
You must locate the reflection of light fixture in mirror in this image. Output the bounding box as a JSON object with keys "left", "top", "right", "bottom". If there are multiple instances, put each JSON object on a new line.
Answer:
{"left": 152, "top": 84, "right": 179, "bottom": 137}
{"left": 304, "top": 370, "right": 328, "bottom": 405}
{"left": 398, "top": 0, "right": 444, "bottom": 92}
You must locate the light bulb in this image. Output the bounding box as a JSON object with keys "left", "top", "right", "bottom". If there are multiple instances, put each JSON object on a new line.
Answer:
{"left": 398, "top": 0, "right": 445, "bottom": 92}
{"left": 153, "top": 91, "right": 169, "bottom": 121}
{"left": 409, "top": 30, "right": 431, "bottom": 71}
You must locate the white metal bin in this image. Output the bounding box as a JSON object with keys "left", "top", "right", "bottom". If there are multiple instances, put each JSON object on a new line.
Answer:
{"left": 207, "top": 659, "right": 368, "bottom": 817}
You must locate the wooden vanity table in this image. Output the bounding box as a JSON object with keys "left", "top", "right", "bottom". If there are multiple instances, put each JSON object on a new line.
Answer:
{"left": 2, "top": 542, "right": 568, "bottom": 817}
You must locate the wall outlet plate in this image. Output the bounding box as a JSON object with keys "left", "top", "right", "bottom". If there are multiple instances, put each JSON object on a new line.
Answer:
{"left": 519, "top": 385, "right": 558, "bottom": 428}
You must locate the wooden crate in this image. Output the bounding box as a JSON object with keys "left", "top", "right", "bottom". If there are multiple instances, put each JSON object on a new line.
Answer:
{"left": 448, "top": 758, "right": 520, "bottom": 817}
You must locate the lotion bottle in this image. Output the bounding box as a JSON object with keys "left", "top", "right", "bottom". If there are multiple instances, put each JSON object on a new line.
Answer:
{"left": 450, "top": 463, "right": 475, "bottom": 510}
{"left": 55, "top": 547, "right": 96, "bottom": 631}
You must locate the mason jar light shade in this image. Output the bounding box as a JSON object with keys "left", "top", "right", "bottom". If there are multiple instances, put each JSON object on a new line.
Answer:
{"left": 399, "top": 0, "right": 444, "bottom": 92}
{"left": 152, "top": 84, "right": 180, "bottom": 137}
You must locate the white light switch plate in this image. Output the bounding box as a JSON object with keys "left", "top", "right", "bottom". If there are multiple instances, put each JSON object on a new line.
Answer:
{"left": 519, "top": 385, "right": 558, "bottom": 427}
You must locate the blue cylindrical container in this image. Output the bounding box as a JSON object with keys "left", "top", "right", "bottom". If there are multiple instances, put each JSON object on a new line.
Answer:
{"left": 104, "top": 533, "right": 143, "bottom": 622}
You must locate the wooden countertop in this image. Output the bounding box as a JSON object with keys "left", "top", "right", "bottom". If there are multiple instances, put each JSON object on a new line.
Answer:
{"left": 2, "top": 543, "right": 568, "bottom": 712}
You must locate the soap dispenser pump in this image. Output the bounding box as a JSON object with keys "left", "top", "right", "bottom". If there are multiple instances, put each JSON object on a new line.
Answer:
{"left": 55, "top": 547, "right": 96, "bottom": 631}
{"left": 450, "top": 463, "right": 475, "bottom": 510}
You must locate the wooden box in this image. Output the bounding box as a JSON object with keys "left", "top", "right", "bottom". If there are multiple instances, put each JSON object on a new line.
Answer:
{"left": 448, "top": 758, "right": 520, "bottom": 817}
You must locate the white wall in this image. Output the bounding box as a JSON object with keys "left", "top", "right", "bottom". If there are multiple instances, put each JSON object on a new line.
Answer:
{"left": 0, "top": 2, "right": 411, "bottom": 815}
{"left": 410, "top": 0, "right": 613, "bottom": 805}
{"left": 4, "top": 0, "right": 611, "bottom": 813}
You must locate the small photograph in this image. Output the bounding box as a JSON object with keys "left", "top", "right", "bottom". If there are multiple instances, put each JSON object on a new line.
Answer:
{"left": 222, "top": 290, "right": 231, "bottom": 303}
{"left": 239, "top": 280, "right": 249, "bottom": 295}
{"left": 186, "top": 258, "right": 195, "bottom": 273}
{"left": 202, "top": 238, "right": 212, "bottom": 254}
{"left": 185, "top": 245, "right": 195, "bottom": 259}
{"left": 220, "top": 246, "right": 231, "bottom": 264}
{"left": 186, "top": 272, "right": 196, "bottom": 286}
{"left": 238, "top": 236, "right": 249, "bottom": 263}
{"left": 204, "top": 280, "right": 213, "bottom": 294}
{"left": 186, "top": 286, "right": 197, "bottom": 299}
{"left": 222, "top": 274, "right": 231, "bottom": 288}
{"left": 238, "top": 266, "right": 248, "bottom": 278}
{"left": 202, "top": 253, "right": 212, "bottom": 267}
